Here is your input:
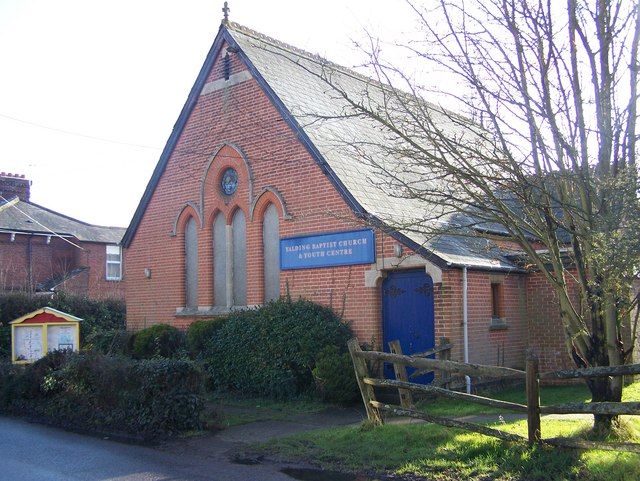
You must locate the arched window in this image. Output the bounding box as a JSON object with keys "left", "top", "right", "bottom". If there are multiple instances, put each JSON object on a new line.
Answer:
{"left": 232, "top": 209, "right": 247, "bottom": 305}
{"left": 262, "top": 203, "right": 280, "bottom": 302}
{"left": 184, "top": 217, "right": 198, "bottom": 309}
{"left": 213, "top": 212, "right": 227, "bottom": 307}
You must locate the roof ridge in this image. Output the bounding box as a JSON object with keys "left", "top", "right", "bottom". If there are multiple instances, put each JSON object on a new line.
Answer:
{"left": 227, "top": 21, "right": 331, "bottom": 64}
{"left": 225, "top": 22, "right": 473, "bottom": 124}
{"left": 226, "top": 21, "right": 384, "bottom": 89}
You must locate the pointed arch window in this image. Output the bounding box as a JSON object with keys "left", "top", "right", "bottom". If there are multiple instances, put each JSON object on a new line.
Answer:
{"left": 263, "top": 203, "right": 280, "bottom": 302}
{"left": 213, "top": 212, "right": 227, "bottom": 307}
{"left": 184, "top": 217, "right": 198, "bottom": 309}
{"left": 232, "top": 209, "right": 247, "bottom": 305}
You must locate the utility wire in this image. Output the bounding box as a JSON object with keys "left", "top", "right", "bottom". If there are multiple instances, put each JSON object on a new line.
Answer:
{"left": 0, "top": 112, "right": 159, "bottom": 151}
{"left": 0, "top": 195, "right": 84, "bottom": 250}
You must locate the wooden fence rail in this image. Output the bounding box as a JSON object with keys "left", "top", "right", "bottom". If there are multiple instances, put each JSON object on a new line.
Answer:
{"left": 348, "top": 338, "right": 640, "bottom": 453}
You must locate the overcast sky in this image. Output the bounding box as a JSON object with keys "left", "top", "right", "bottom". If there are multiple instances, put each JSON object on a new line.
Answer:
{"left": 0, "top": 0, "right": 416, "bottom": 227}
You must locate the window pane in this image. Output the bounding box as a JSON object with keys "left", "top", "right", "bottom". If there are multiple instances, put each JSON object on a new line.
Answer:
{"left": 107, "top": 262, "right": 121, "bottom": 280}
{"left": 185, "top": 217, "right": 198, "bottom": 308}
{"left": 263, "top": 204, "right": 280, "bottom": 302}
{"left": 105, "top": 245, "right": 122, "bottom": 280}
{"left": 232, "top": 209, "right": 246, "bottom": 305}
{"left": 213, "top": 213, "right": 227, "bottom": 307}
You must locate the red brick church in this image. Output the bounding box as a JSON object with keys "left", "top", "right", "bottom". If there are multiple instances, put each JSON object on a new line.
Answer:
{"left": 122, "top": 17, "right": 586, "bottom": 375}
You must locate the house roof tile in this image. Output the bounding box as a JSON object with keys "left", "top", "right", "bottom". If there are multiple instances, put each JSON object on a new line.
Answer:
{"left": 0, "top": 197, "right": 125, "bottom": 244}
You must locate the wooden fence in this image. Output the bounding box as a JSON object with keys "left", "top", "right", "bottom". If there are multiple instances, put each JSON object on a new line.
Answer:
{"left": 348, "top": 338, "right": 640, "bottom": 453}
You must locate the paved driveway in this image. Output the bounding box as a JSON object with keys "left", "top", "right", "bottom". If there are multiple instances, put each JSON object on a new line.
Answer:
{"left": 0, "top": 416, "right": 297, "bottom": 481}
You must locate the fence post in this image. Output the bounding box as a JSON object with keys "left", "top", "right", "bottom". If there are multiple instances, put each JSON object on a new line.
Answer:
{"left": 348, "top": 338, "right": 383, "bottom": 425}
{"left": 388, "top": 340, "right": 415, "bottom": 408}
{"left": 526, "top": 356, "right": 541, "bottom": 446}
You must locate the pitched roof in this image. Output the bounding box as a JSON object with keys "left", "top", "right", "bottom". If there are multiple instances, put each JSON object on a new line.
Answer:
{"left": 0, "top": 196, "right": 125, "bottom": 244}
{"left": 122, "top": 21, "right": 519, "bottom": 270}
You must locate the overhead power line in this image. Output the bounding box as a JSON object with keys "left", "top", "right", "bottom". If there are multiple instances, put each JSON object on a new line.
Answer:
{"left": 0, "top": 194, "right": 84, "bottom": 250}
{"left": 0, "top": 112, "right": 160, "bottom": 151}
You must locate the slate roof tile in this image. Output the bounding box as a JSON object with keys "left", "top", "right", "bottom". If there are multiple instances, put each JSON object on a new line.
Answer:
{"left": 226, "top": 23, "right": 518, "bottom": 270}
{"left": 0, "top": 197, "right": 125, "bottom": 244}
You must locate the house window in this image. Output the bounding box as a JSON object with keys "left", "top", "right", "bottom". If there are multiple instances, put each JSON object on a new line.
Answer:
{"left": 213, "top": 212, "right": 227, "bottom": 307}
{"left": 263, "top": 203, "right": 280, "bottom": 302}
{"left": 185, "top": 217, "right": 198, "bottom": 309}
{"left": 491, "top": 282, "right": 506, "bottom": 327}
{"left": 491, "top": 282, "right": 502, "bottom": 318}
{"left": 106, "top": 245, "right": 122, "bottom": 280}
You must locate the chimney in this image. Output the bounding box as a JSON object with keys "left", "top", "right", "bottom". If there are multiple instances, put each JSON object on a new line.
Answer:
{"left": 0, "top": 172, "right": 31, "bottom": 201}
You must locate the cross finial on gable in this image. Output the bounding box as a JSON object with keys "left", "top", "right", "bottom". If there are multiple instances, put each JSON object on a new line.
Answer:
{"left": 222, "top": 2, "right": 230, "bottom": 24}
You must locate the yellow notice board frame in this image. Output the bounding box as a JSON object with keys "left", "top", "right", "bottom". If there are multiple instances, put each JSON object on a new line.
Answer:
{"left": 10, "top": 307, "right": 82, "bottom": 364}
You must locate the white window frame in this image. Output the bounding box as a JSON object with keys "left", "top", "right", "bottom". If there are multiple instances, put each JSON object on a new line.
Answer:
{"left": 106, "top": 245, "right": 122, "bottom": 281}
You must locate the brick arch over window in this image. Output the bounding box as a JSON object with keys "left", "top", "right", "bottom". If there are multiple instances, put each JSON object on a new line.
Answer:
{"left": 171, "top": 202, "right": 202, "bottom": 237}
{"left": 200, "top": 142, "right": 254, "bottom": 214}
{"left": 249, "top": 187, "right": 290, "bottom": 222}
{"left": 251, "top": 189, "right": 285, "bottom": 303}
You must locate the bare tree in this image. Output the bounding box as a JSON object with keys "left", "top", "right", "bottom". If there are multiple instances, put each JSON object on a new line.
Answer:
{"left": 305, "top": 0, "right": 639, "bottom": 431}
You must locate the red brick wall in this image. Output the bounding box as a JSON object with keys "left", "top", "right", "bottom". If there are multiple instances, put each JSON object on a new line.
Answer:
{"left": 0, "top": 233, "right": 123, "bottom": 300}
{"left": 0, "top": 233, "right": 73, "bottom": 291}
{"left": 434, "top": 269, "right": 529, "bottom": 369}
{"left": 526, "top": 270, "right": 574, "bottom": 372}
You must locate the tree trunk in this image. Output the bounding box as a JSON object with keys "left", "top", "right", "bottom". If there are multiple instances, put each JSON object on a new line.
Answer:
{"left": 587, "top": 374, "right": 622, "bottom": 433}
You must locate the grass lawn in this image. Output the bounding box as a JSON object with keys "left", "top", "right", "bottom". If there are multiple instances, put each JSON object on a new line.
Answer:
{"left": 237, "top": 382, "right": 640, "bottom": 481}
{"left": 209, "top": 392, "right": 327, "bottom": 426}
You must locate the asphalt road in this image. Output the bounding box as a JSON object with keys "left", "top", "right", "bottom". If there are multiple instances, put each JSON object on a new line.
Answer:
{"left": 0, "top": 416, "right": 297, "bottom": 481}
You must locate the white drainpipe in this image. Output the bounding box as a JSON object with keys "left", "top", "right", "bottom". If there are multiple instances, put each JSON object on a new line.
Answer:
{"left": 463, "top": 266, "right": 471, "bottom": 394}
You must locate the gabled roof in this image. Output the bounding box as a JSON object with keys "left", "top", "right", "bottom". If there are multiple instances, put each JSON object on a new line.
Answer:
{"left": 0, "top": 196, "right": 125, "bottom": 244}
{"left": 122, "top": 21, "right": 519, "bottom": 270}
{"left": 10, "top": 307, "right": 83, "bottom": 325}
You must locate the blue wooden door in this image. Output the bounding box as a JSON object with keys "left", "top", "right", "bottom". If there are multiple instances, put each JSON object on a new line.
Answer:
{"left": 382, "top": 269, "right": 435, "bottom": 383}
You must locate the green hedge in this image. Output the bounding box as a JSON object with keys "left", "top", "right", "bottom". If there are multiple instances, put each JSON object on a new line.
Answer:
{"left": 0, "top": 292, "right": 126, "bottom": 359}
{"left": 0, "top": 351, "right": 205, "bottom": 440}
{"left": 132, "top": 323, "right": 186, "bottom": 359}
{"left": 204, "top": 298, "right": 353, "bottom": 400}
{"left": 312, "top": 345, "right": 360, "bottom": 404}
{"left": 186, "top": 318, "right": 228, "bottom": 358}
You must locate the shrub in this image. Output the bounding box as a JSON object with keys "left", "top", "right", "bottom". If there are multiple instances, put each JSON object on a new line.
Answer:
{"left": 312, "top": 345, "right": 360, "bottom": 405}
{"left": 186, "top": 318, "right": 228, "bottom": 358}
{"left": 132, "top": 324, "right": 186, "bottom": 359}
{"left": 85, "top": 328, "right": 134, "bottom": 356}
{"left": 0, "top": 324, "right": 10, "bottom": 360}
{"left": 206, "top": 298, "right": 353, "bottom": 400}
{"left": 0, "top": 351, "right": 205, "bottom": 440}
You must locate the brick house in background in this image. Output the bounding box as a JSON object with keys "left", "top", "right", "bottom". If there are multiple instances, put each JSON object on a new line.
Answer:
{"left": 0, "top": 172, "right": 125, "bottom": 300}
{"left": 122, "top": 19, "right": 582, "bottom": 377}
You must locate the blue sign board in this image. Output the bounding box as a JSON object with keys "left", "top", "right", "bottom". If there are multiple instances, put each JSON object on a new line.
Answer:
{"left": 280, "top": 229, "right": 375, "bottom": 270}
